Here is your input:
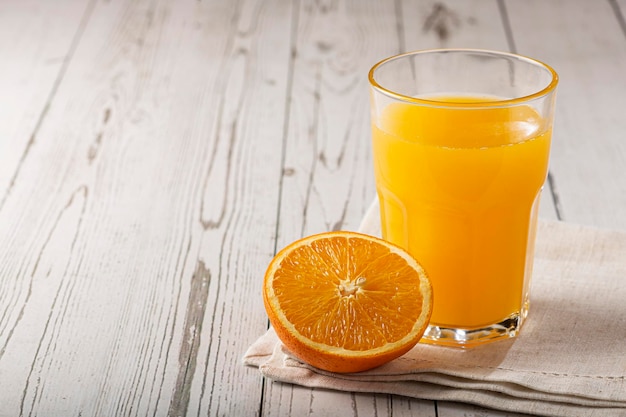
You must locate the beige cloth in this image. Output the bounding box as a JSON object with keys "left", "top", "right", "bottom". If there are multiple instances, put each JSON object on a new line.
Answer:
{"left": 244, "top": 200, "right": 626, "bottom": 417}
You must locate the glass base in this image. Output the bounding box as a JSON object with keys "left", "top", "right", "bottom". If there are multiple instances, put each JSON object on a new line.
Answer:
{"left": 421, "top": 308, "right": 527, "bottom": 348}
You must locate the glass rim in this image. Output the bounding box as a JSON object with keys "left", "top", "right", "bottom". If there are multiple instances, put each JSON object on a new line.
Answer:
{"left": 368, "top": 48, "right": 559, "bottom": 108}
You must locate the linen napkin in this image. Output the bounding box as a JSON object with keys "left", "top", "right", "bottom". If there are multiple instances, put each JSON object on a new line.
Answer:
{"left": 244, "top": 200, "right": 626, "bottom": 417}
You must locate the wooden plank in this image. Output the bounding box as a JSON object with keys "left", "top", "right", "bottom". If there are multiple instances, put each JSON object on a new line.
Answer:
{"left": 0, "top": 0, "right": 91, "bottom": 208}
{"left": 264, "top": 0, "right": 439, "bottom": 415}
{"left": 262, "top": 385, "right": 401, "bottom": 417}
{"left": 274, "top": 0, "right": 391, "bottom": 240}
{"left": 506, "top": 0, "right": 626, "bottom": 230}
{"left": 400, "top": 0, "right": 509, "bottom": 50}
{"left": 182, "top": 2, "right": 293, "bottom": 415}
{"left": 0, "top": 0, "right": 292, "bottom": 415}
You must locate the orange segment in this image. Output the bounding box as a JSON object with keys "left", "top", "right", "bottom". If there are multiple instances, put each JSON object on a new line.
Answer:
{"left": 263, "top": 231, "right": 433, "bottom": 373}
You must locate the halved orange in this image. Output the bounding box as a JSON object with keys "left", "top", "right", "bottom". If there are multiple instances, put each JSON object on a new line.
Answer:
{"left": 263, "top": 231, "right": 433, "bottom": 373}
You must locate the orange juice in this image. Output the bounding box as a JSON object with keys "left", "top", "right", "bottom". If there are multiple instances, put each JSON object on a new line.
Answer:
{"left": 372, "top": 97, "right": 551, "bottom": 330}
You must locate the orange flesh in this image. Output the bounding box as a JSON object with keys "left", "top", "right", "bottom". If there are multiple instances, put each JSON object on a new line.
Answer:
{"left": 271, "top": 236, "right": 425, "bottom": 351}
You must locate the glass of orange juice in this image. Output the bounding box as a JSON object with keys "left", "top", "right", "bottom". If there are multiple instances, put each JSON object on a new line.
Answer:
{"left": 368, "top": 49, "right": 558, "bottom": 347}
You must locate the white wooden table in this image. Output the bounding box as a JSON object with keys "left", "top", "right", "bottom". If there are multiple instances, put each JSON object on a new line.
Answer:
{"left": 1, "top": 1, "right": 625, "bottom": 416}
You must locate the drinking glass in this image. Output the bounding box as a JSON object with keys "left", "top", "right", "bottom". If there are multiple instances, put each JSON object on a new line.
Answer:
{"left": 368, "top": 49, "right": 558, "bottom": 347}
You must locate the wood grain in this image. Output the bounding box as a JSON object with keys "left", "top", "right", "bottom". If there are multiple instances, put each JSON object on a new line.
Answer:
{"left": 400, "top": 0, "right": 509, "bottom": 50}
{"left": 0, "top": 0, "right": 292, "bottom": 415}
{"left": 0, "top": 0, "right": 92, "bottom": 210}
{"left": 275, "top": 0, "right": 388, "bottom": 240}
